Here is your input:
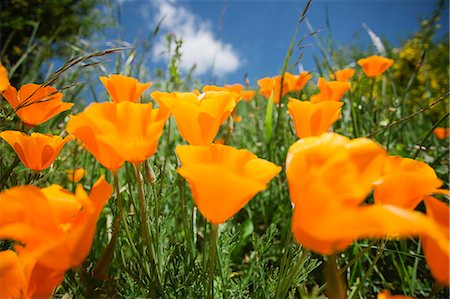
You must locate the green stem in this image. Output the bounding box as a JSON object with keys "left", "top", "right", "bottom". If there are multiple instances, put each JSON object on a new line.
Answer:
{"left": 367, "top": 78, "right": 376, "bottom": 133}
{"left": 0, "top": 156, "right": 20, "bottom": 190}
{"left": 325, "top": 253, "right": 346, "bottom": 299}
{"left": 133, "top": 163, "right": 163, "bottom": 293}
{"left": 158, "top": 117, "right": 172, "bottom": 196}
{"left": 92, "top": 171, "right": 123, "bottom": 280}
{"left": 208, "top": 223, "right": 219, "bottom": 299}
{"left": 348, "top": 240, "right": 386, "bottom": 299}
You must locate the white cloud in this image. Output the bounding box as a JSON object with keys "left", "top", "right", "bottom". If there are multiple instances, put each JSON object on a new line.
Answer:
{"left": 151, "top": 1, "right": 240, "bottom": 77}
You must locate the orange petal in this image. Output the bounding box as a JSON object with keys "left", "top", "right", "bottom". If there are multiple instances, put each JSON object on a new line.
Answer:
{"left": 0, "top": 250, "right": 25, "bottom": 299}
{"left": 0, "top": 63, "right": 10, "bottom": 92}
{"left": 423, "top": 196, "right": 450, "bottom": 285}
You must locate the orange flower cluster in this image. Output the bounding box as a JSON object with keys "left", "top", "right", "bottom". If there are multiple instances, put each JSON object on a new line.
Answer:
{"left": 257, "top": 71, "right": 311, "bottom": 104}
{"left": 203, "top": 83, "right": 255, "bottom": 103}
{"left": 0, "top": 177, "right": 113, "bottom": 298}
{"left": 286, "top": 133, "right": 449, "bottom": 284}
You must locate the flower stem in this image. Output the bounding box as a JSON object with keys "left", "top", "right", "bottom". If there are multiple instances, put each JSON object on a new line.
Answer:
{"left": 325, "top": 253, "right": 346, "bottom": 299}
{"left": 133, "top": 163, "right": 163, "bottom": 293}
{"left": 92, "top": 170, "right": 123, "bottom": 280}
{"left": 208, "top": 223, "right": 219, "bottom": 299}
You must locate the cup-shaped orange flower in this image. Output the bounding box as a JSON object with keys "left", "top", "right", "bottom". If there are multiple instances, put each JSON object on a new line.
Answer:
{"left": 152, "top": 91, "right": 235, "bottom": 145}
{"left": 1, "top": 83, "right": 73, "bottom": 126}
{"left": 434, "top": 127, "right": 450, "bottom": 139}
{"left": 203, "top": 84, "right": 255, "bottom": 103}
{"left": 286, "top": 133, "right": 449, "bottom": 255}
{"left": 67, "top": 101, "right": 169, "bottom": 171}
{"left": 357, "top": 55, "right": 394, "bottom": 78}
{"left": 257, "top": 72, "right": 311, "bottom": 104}
{"left": 331, "top": 68, "right": 355, "bottom": 82}
{"left": 0, "top": 62, "right": 9, "bottom": 92}
{"left": 423, "top": 196, "right": 450, "bottom": 286}
{"left": 99, "top": 74, "right": 151, "bottom": 103}
{"left": 374, "top": 156, "right": 444, "bottom": 210}
{"left": 288, "top": 98, "right": 343, "bottom": 139}
{"left": 67, "top": 168, "right": 85, "bottom": 183}
{"left": 310, "top": 78, "right": 350, "bottom": 103}
{"left": 0, "top": 131, "right": 73, "bottom": 172}
{"left": 284, "top": 71, "right": 312, "bottom": 91}
{"left": 176, "top": 144, "right": 281, "bottom": 224}
{"left": 0, "top": 176, "right": 113, "bottom": 270}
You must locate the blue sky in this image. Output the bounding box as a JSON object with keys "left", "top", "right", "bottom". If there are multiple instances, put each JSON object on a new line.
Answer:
{"left": 110, "top": 0, "right": 449, "bottom": 86}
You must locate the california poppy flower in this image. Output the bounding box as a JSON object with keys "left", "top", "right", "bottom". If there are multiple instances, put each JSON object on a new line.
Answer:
{"left": 67, "top": 168, "right": 85, "bottom": 183}
{"left": 357, "top": 55, "right": 394, "bottom": 78}
{"left": 203, "top": 84, "right": 255, "bottom": 103}
{"left": 288, "top": 98, "right": 343, "bottom": 138}
{"left": 257, "top": 72, "right": 311, "bottom": 104}
{"left": 99, "top": 74, "right": 151, "bottom": 103}
{"left": 176, "top": 144, "right": 281, "bottom": 223}
{"left": 67, "top": 101, "right": 169, "bottom": 171}
{"left": 0, "top": 131, "right": 73, "bottom": 172}
{"left": 1, "top": 83, "right": 73, "bottom": 126}
{"left": 152, "top": 91, "right": 235, "bottom": 145}
{"left": 423, "top": 196, "right": 450, "bottom": 286}
{"left": 284, "top": 71, "right": 312, "bottom": 91}
{"left": 286, "top": 133, "right": 449, "bottom": 255}
{"left": 310, "top": 78, "right": 350, "bottom": 103}
{"left": 0, "top": 63, "right": 9, "bottom": 92}
{"left": 434, "top": 127, "right": 450, "bottom": 140}
{"left": 0, "top": 176, "right": 113, "bottom": 270}
{"left": 374, "top": 156, "right": 445, "bottom": 210}
{"left": 330, "top": 68, "right": 355, "bottom": 82}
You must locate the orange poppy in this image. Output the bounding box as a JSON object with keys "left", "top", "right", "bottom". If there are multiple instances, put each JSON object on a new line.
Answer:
{"left": 257, "top": 72, "right": 311, "bottom": 104}
{"left": 67, "top": 168, "right": 85, "bottom": 183}
{"left": 284, "top": 71, "right": 312, "bottom": 91}
{"left": 330, "top": 68, "right": 355, "bottom": 82}
{"left": 0, "top": 63, "right": 9, "bottom": 92}
{"left": 152, "top": 91, "right": 235, "bottom": 145}
{"left": 0, "top": 131, "right": 73, "bottom": 172}
{"left": 1, "top": 83, "right": 73, "bottom": 126}
{"left": 423, "top": 196, "right": 450, "bottom": 286}
{"left": 357, "top": 55, "right": 394, "bottom": 78}
{"left": 434, "top": 127, "right": 450, "bottom": 140}
{"left": 288, "top": 98, "right": 343, "bottom": 139}
{"left": 203, "top": 84, "right": 255, "bottom": 103}
{"left": 0, "top": 176, "right": 113, "bottom": 270}
{"left": 99, "top": 74, "right": 151, "bottom": 103}
{"left": 374, "top": 156, "right": 444, "bottom": 210}
{"left": 176, "top": 144, "right": 281, "bottom": 223}
{"left": 286, "top": 133, "right": 449, "bottom": 255}
{"left": 67, "top": 101, "right": 169, "bottom": 171}
{"left": 310, "top": 78, "right": 350, "bottom": 103}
